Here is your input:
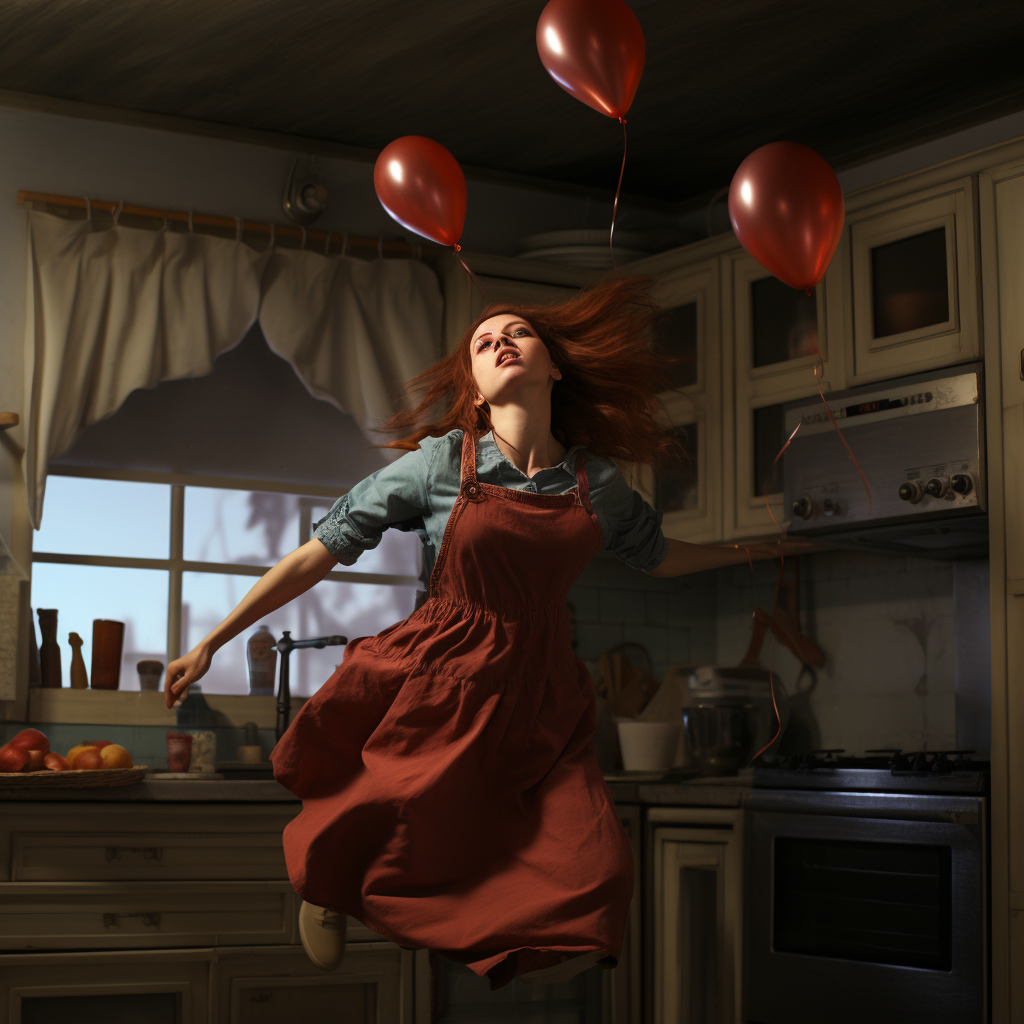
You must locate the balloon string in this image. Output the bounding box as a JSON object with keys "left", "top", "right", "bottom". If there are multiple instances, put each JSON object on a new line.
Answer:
{"left": 453, "top": 243, "right": 487, "bottom": 304}
{"left": 750, "top": 639, "right": 781, "bottom": 764}
{"left": 609, "top": 117, "right": 627, "bottom": 278}
{"left": 764, "top": 420, "right": 803, "bottom": 529}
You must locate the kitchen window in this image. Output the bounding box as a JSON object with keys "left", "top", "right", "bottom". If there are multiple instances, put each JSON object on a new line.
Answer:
{"left": 30, "top": 468, "right": 422, "bottom": 699}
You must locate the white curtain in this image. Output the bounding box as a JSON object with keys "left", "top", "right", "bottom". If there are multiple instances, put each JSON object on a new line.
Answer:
{"left": 257, "top": 247, "right": 442, "bottom": 444}
{"left": 22, "top": 209, "right": 444, "bottom": 529}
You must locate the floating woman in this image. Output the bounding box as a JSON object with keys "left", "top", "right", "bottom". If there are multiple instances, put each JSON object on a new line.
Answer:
{"left": 164, "top": 275, "right": 784, "bottom": 989}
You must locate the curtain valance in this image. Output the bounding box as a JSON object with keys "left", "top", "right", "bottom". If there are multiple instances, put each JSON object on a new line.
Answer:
{"left": 22, "top": 209, "right": 443, "bottom": 528}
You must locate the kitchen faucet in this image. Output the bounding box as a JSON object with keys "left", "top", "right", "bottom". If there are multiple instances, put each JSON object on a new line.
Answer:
{"left": 275, "top": 630, "right": 347, "bottom": 740}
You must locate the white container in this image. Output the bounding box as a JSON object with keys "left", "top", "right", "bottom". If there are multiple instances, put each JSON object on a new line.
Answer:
{"left": 616, "top": 720, "right": 681, "bottom": 771}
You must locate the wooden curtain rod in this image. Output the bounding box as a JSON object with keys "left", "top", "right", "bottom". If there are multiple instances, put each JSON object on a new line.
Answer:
{"left": 15, "top": 190, "right": 442, "bottom": 257}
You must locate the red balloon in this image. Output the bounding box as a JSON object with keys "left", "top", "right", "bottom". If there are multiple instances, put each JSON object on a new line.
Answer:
{"left": 536, "top": 0, "right": 645, "bottom": 119}
{"left": 373, "top": 136, "right": 467, "bottom": 248}
{"left": 728, "top": 142, "right": 845, "bottom": 292}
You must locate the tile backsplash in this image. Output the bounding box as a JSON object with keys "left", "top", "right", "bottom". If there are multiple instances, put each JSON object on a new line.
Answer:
{"left": 570, "top": 548, "right": 987, "bottom": 757}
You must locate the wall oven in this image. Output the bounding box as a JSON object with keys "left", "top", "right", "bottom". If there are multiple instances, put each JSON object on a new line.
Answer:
{"left": 743, "top": 752, "right": 988, "bottom": 1024}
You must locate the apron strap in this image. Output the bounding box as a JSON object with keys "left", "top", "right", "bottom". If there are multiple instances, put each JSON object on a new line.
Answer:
{"left": 575, "top": 452, "right": 596, "bottom": 517}
{"left": 460, "top": 430, "right": 478, "bottom": 487}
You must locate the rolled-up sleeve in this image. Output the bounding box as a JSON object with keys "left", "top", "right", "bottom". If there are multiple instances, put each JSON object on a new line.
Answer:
{"left": 591, "top": 460, "right": 669, "bottom": 572}
{"left": 313, "top": 443, "right": 434, "bottom": 565}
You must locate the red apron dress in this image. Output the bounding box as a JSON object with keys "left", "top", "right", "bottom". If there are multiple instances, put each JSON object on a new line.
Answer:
{"left": 270, "top": 430, "right": 634, "bottom": 990}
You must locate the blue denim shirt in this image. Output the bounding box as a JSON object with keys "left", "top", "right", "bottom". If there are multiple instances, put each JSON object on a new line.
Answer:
{"left": 313, "top": 428, "right": 669, "bottom": 578}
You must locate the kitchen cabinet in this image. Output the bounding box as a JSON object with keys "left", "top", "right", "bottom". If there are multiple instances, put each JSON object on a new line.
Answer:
{"left": 214, "top": 944, "right": 414, "bottom": 1023}
{"left": 0, "top": 948, "right": 213, "bottom": 1024}
{"left": 626, "top": 255, "right": 724, "bottom": 544}
{"left": 842, "top": 176, "right": 981, "bottom": 385}
{"left": 720, "top": 247, "right": 845, "bottom": 539}
{"left": 645, "top": 806, "right": 743, "bottom": 1024}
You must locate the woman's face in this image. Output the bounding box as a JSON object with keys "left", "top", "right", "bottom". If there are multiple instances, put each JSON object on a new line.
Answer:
{"left": 469, "top": 313, "right": 561, "bottom": 408}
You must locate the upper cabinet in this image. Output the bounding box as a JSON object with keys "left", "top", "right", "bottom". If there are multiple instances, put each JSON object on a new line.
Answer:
{"left": 721, "top": 245, "right": 847, "bottom": 538}
{"left": 620, "top": 244, "right": 731, "bottom": 544}
{"left": 842, "top": 175, "right": 981, "bottom": 384}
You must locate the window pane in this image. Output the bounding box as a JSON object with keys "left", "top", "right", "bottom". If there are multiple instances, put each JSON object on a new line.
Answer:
{"left": 181, "top": 572, "right": 420, "bottom": 696}
{"left": 654, "top": 424, "right": 698, "bottom": 513}
{"left": 30, "top": 563, "right": 168, "bottom": 690}
{"left": 652, "top": 302, "right": 698, "bottom": 389}
{"left": 753, "top": 403, "right": 788, "bottom": 497}
{"left": 871, "top": 227, "right": 949, "bottom": 338}
{"left": 751, "top": 276, "right": 819, "bottom": 367}
{"left": 185, "top": 488, "right": 422, "bottom": 578}
{"left": 33, "top": 477, "right": 170, "bottom": 559}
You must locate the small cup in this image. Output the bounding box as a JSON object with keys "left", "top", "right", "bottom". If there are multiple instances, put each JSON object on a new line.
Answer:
{"left": 91, "top": 619, "right": 125, "bottom": 690}
{"left": 166, "top": 733, "right": 192, "bottom": 772}
{"left": 137, "top": 660, "right": 163, "bottom": 692}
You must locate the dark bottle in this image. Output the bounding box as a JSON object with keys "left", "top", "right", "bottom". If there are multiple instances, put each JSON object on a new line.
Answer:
{"left": 36, "top": 609, "right": 61, "bottom": 689}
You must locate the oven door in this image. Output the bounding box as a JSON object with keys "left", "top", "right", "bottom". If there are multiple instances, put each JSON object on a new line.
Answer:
{"left": 743, "top": 792, "right": 986, "bottom": 1024}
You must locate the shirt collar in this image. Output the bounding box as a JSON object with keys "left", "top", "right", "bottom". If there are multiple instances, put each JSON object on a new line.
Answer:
{"left": 480, "top": 430, "right": 582, "bottom": 479}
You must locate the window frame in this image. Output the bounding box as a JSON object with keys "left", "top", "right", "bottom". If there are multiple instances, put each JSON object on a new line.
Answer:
{"left": 29, "top": 464, "right": 423, "bottom": 727}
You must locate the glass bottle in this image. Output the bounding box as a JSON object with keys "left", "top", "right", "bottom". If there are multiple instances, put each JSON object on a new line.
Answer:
{"left": 247, "top": 625, "right": 278, "bottom": 696}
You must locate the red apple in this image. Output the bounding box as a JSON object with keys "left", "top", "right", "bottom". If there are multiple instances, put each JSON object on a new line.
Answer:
{"left": 0, "top": 744, "right": 29, "bottom": 772}
{"left": 9, "top": 729, "right": 49, "bottom": 756}
{"left": 24, "top": 749, "right": 45, "bottom": 772}
{"left": 75, "top": 750, "right": 104, "bottom": 770}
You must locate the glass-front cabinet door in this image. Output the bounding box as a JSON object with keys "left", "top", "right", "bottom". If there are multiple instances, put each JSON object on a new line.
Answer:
{"left": 723, "top": 246, "right": 846, "bottom": 539}
{"left": 846, "top": 175, "right": 980, "bottom": 383}
{"left": 626, "top": 254, "right": 724, "bottom": 543}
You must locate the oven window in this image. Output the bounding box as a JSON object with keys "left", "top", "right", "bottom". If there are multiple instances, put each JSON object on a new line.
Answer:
{"left": 773, "top": 837, "right": 952, "bottom": 971}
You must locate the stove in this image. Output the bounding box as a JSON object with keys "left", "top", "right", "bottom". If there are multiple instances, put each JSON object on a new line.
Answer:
{"left": 753, "top": 747, "right": 989, "bottom": 793}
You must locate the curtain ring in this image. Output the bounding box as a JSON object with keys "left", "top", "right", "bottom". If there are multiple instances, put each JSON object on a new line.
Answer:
{"left": 188, "top": 211, "right": 194, "bottom": 233}
{"left": 84, "top": 197, "right": 92, "bottom": 221}
{"left": 378, "top": 234, "right": 384, "bottom": 259}
{"left": 341, "top": 231, "right": 348, "bottom": 257}
{"left": 267, "top": 222, "right": 275, "bottom": 248}
{"left": 235, "top": 216, "right": 243, "bottom": 242}
{"left": 112, "top": 200, "right": 124, "bottom": 227}
{"left": 323, "top": 230, "right": 331, "bottom": 256}
{"left": 300, "top": 225, "right": 306, "bottom": 250}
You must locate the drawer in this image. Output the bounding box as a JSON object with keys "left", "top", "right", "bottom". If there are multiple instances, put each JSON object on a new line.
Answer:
{"left": 11, "top": 831, "right": 287, "bottom": 881}
{"left": 0, "top": 881, "right": 297, "bottom": 950}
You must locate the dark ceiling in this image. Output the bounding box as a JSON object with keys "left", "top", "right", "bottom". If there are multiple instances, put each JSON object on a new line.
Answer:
{"left": 2, "top": 0, "right": 1024, "bottom": 209}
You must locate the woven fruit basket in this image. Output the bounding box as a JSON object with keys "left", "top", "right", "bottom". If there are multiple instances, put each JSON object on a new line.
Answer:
{"left": 0, "top": 767, "right": 148, "bottom": 788}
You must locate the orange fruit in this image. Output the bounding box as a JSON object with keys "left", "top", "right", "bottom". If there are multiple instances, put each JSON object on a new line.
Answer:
{"left": 67, "top": 745, "right": 99, "bottom": 768}
{"left": 75, "top": 750, "right": 104, "bottom": 770}
{"left": 98, "top": 744, "right": 133, "bottom": 769}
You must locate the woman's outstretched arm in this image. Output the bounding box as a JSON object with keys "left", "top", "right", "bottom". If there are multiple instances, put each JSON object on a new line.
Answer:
{"left": 645, "top": 536, "right": 818, "bottom": 577}
{"left": 163, "top": 537, "right": 338, "bottom": 708}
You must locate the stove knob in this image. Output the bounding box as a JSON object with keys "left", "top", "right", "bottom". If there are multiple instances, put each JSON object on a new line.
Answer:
{"left": 792, "top": 496, "right": 813, "bottom": 520}
{"left": 821, "top": 498, "right": 842, "bottom": 516}
{"left": 950, "top": 473, "right": 974, "bottom": 496}
{"left": 898, "top": 480, "right": 924, "bottom": 503}
{"left": 924, "top": 477, "right": 947, "bottom": 498}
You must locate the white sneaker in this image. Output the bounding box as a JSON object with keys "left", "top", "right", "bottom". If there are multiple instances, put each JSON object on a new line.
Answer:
{"left": 298, "top": 900, "right": 348, "bottom": 970}
{"left": 520, "top": 949, "right": 606, "bottom": 984}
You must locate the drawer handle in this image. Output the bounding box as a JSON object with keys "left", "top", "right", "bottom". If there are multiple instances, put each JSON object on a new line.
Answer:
{"left": 105, "top": 846, "right": 164, "bottom": 862}
{"left": 103, "top": 912, "right": 161, "bottom": 929}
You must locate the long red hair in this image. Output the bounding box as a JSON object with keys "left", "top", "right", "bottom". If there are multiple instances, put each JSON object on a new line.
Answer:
{"left": 380, "top": 274, "right": 686, "bottom": 468}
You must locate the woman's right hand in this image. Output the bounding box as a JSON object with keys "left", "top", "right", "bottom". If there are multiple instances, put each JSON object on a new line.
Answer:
{"left": 164, "top": 643, "right": 213, "bottom": 709}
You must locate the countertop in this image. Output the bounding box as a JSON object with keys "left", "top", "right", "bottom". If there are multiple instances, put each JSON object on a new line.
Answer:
{"left": 0, "top": 768, "right": 752, "bottom": 804}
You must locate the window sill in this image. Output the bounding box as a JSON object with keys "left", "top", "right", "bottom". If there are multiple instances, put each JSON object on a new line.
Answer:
{"left": 27, "top": 688, "right": 308, "bottom": 729}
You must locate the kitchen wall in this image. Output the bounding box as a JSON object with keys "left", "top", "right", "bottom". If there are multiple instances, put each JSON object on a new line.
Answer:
{"left": 570, "top": 547, "right": 990, "bottom": 758}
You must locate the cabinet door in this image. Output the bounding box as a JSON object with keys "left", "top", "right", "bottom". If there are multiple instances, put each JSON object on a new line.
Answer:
{"left": 0, "top": 948, "right": 212, "bottom": 1024}
{"left": 630, "top": 259, "right": 723, "bottom": 544}
{"left": 646, "top": 807, "right": 743, "bottom": 1024}
{"left": 722, "top": 247, "right": 845, "bottom": 539}
{"left": 846, "top": 176, "right": 980, "bottom": 383}
{"left": 214, "top": 943, "right": 414, "bottom": 1024}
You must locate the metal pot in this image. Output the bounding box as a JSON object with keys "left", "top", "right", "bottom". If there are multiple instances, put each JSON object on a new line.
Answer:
{"left": 682, "top": 701, "right": 759, "bottom": 776}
